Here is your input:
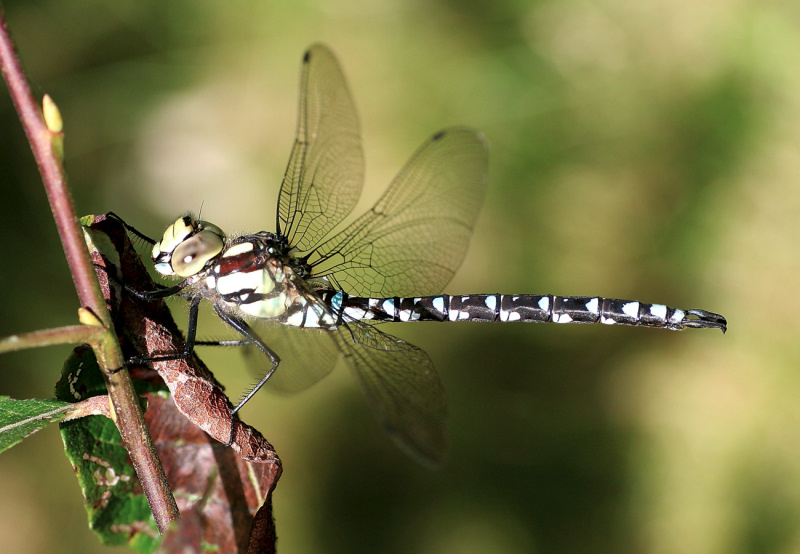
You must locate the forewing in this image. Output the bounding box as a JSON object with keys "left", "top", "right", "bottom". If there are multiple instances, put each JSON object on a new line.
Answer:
{"left": 277, "top": 44, "right": 364, "bottom": 252}
{"left": 308, "top": 127, "right": 488, "bottom": 297}
{"left": 332, "top": 320, "right": 447, "bottom": 466}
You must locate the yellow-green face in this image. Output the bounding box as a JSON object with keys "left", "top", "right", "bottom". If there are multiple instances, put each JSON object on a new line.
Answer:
{"left": 152, "top": 216, "right": 225, "bottom": 278}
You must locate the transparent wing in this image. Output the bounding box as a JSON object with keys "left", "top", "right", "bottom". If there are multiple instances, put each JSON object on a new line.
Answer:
{"left": 239, "top": 321, "right": 341, "bottom": 394}
{"left": 277, "top": 44, "right": 364, "bottom": 252}
{"left": 332, "top": 320, "right": 448, "bottom": 466}
{"left": 231, "top": 309, "right": 446, "bottom": 464}
{"left": 307, "top": 127, "right": 488, "bottom": 297}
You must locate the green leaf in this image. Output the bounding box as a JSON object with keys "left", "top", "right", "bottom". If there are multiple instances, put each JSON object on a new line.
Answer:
{"left": 0, "top": 395, "right": 71, "bottom": 452}
{"left": 54, "top": 344, "right": 109, "bottom": 402}
{"left": 57, "top": 344, "right": 161, "bottom": 552}
{"left": 60, "top": 412, "right": 160, "bottom": 551}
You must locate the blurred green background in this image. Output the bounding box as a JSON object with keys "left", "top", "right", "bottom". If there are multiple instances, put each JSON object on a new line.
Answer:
{"left": 0, "top": 0, "right": 796, "bottom": 552}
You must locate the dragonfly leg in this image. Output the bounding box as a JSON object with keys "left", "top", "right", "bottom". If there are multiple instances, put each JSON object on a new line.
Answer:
{"left": 125, "top": 296, "right": 201, "bottom": 366}
{"left": 104, "top": 211, "right": 157, "bottom": 245}
{"left": 93, "top": 262, "right": 188, "bottom": 301}
{"left": 213, "top": 306, "right": 280, "bottom": 416}
{"left": 90, "top": 264, "right": 195, "bottom": 374}
{"left": 194, "top": 339, "right": 253, "bottom": 347}
{"left": 212, "top": 307, "right": 280, "bottom": 447}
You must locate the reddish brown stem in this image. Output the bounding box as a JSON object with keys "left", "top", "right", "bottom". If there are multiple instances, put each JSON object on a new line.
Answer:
{"left": 0, "top": 8, "right": 179, "bottom": 532}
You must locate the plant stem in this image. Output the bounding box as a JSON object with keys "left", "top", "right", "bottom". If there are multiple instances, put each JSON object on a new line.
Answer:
{"left": 0, "top": 7, "right": 179, "bottom": 532}
{"left": 0, "top": 324, "right": 105, "bottom": 354}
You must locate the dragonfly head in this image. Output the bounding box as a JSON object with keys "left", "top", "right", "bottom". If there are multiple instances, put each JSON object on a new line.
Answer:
{"left": 152, "top": 215, "right": 225, "bottom": 278}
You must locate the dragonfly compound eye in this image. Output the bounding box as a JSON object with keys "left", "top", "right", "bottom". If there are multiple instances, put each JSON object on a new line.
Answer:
{"left": 171, "top": 228, "right": 225, "bottom": 277}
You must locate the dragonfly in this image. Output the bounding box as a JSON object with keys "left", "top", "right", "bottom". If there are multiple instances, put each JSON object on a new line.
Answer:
{"left": 117, "top": 44, "right": 726, "bottom": 466}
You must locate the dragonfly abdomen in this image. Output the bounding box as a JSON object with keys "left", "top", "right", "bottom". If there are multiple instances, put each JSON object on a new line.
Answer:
{"left": 327, "top": 292, "right": 726, "bottom": 332}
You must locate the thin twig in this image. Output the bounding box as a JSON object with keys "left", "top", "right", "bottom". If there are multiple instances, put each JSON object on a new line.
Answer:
{"left": 0, "top": 324, "right": 105, "bottom": 354}
{"left": 0, "top": 8, "right": 179, "bottom": 532}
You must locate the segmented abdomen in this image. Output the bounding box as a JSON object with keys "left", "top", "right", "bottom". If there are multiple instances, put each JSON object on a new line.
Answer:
{"left": 323, "top": 292, "right": 726, "bottom": 332}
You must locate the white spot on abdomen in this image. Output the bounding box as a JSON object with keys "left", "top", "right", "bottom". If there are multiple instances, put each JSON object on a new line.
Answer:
{"left": 553, "top": 313, "right": 572, "bottom": 324}
{"left": 344, "top": 306, "right": 367, "bottom": 320}
{"left": 622, "top": 302, "right": 640, "bottom": 319}
{"left": 649, "top": 304, "right": 667, "bottom": 320}
{"left": 669, "top": 309, "right": 685, "bottom": 323}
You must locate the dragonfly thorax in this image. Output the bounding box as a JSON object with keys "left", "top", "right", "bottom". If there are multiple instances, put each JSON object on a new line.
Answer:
{"left": 189, "top": 232, "right": 337, "bottom": 328}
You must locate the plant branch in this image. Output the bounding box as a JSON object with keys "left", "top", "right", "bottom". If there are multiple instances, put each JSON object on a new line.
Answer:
{"left": 0, "top": 324, "right": 105, "bottom": 354}
{"left": 0, "top": 8, "right": 179, "bottom": 532}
